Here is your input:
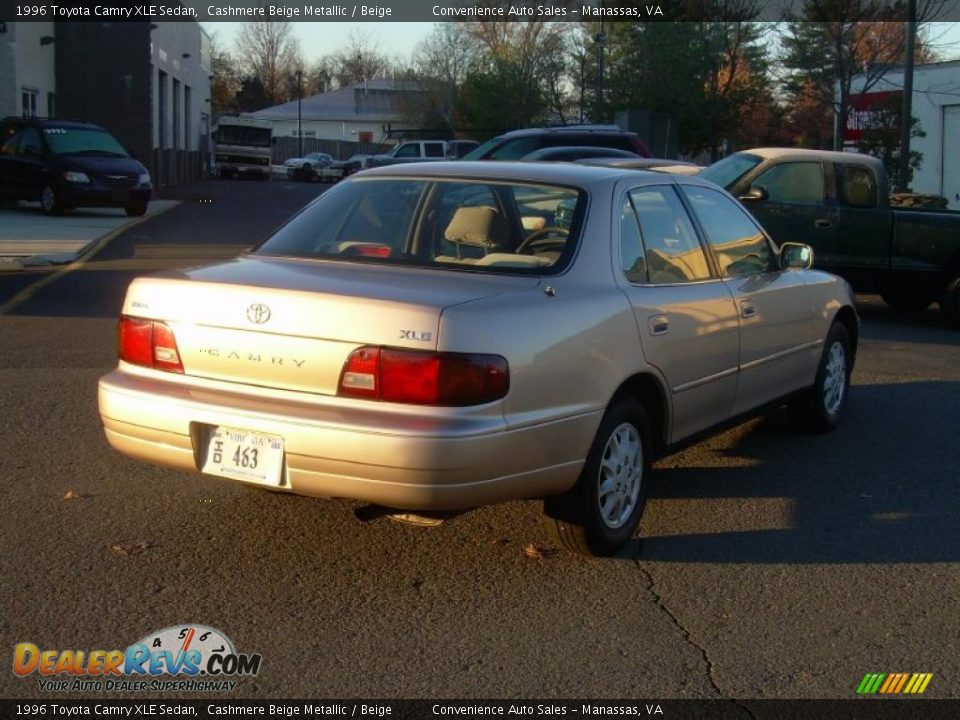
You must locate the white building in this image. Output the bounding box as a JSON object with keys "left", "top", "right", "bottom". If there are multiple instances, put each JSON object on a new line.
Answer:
{"left": 0, "top": 22, "right": 57, "bottom": 119}
{"left": 848, "top": 60, "right": 960, "bottom": 207}
{"left": 253, "top": 79, "right": 424, "bottom": 159}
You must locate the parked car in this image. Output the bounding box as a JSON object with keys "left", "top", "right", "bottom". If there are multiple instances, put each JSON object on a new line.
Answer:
{"left": 701, "top": 148, "right": 960, "bottom": 326}
{"left": 577, "top": 157, "right": 703, "bottom": 175}
{"left": 332, "top": 153, "right": 370, "bottom": 178}
{"left": 521, "top": 146, "right": 641, "bottom": 162}
{"left": 363, "top": 140, "right": 448, "bottom": 169}
{"left": 284, "top": 152, "right": 341, "bottom": 182}
{"left": 98, "top": 162, "right": 858, "bottom": 556}
{"left": 0, "top": 117, "right": 152, "bottom": 216}
{"left": 446, "top": 140, "right": 480, "bottom": 159}
{"left": 463, "top": 125, "right": 651, "bottom": 161}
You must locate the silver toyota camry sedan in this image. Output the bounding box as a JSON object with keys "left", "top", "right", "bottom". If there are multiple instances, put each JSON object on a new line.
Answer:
{"left": 98, "top": 162, "right": 858, "bottom": 556}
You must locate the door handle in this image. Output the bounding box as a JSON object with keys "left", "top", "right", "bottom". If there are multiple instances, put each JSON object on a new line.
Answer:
{"left": 648, "top": 315, "right": 669, "bottom": 336}
{"left": 814, "top": 218, "right": 832, "bottom": 229}
{"left": 740, "top": 300, "right": 757, "bottom": 319}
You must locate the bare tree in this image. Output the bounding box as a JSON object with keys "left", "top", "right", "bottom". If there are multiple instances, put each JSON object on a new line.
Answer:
{"left": 235, "top": 21, "right": 300, "bottom": 106}
{"left": 330, "top": 30, "right": 392, "bottom": 88}
{"left": 781, "top": 0, "right": 951, "bottom": 149}
{"left": 209, "top": 32, "right": 242, "bottom": 116}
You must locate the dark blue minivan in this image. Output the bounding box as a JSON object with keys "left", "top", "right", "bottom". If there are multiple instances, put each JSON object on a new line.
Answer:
{"left": 0, "top": 117, "right": 152, "bottom": 216}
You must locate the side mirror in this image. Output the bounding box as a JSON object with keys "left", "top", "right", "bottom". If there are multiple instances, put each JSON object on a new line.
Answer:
{"left": 739, "top": 186, "right": 769, "bottom": 202}
{"left": 780, "top": 242, "right": 813, "bottom": 270}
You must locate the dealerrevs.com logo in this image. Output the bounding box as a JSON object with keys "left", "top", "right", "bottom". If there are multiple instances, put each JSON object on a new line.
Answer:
{"left": 13, "top": 624, "right": 262, "bottom": 692}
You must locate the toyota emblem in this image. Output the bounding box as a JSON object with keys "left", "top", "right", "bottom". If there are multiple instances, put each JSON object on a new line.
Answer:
{"left": 246, "top": 303, "right": 271, "bottom": 324}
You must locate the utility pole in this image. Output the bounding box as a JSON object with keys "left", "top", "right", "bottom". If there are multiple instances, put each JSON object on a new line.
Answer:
{"left": 898, "top": 0, "right": 917, "bottom": 192}
{"left": 296, "top": 68, "right": 303, "bottom": 158}
{"left": 595, "top": 19, "right": 606, "bottom": 119}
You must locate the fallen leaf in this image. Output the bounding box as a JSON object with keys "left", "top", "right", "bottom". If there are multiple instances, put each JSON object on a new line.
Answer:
{"left": 109, "top": 541, "right": 152, "bottom": 557}
{"left": 524, "top": 543, "right": 557, "bottom": 559}
{"left": 62, "top": 490, "right": 83, "bottom": 501}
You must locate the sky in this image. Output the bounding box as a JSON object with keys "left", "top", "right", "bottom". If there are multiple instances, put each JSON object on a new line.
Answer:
{"left": 202, "top": 22, "right": 438, "bottom": 63}
{"left": 202, "top": 21, "right": 960, "bottom": 68}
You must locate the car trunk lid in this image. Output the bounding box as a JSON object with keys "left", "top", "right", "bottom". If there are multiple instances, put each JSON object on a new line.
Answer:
{"left": 121, "top": 255, "right": 537, "bottom": 396}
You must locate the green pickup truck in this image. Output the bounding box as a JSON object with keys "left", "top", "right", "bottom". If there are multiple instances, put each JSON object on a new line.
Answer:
{"left": 700, "top": 148, "right": 960, "bottom": 327}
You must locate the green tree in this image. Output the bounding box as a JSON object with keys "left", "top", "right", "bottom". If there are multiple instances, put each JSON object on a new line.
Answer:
{"left": 453, "top": 59, "right": 548, "bottom": 135}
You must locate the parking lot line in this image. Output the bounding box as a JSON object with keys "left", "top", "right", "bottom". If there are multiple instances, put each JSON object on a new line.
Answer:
{"left": 0, "top": 202, "right": 179, "bottom": 316}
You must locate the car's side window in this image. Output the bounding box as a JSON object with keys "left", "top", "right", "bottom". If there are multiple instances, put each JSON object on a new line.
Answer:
{"left": 840, "top": 164, "right": 878, "bottom": 208}
{"left": 0, "top": 126, "right": 22, "bottom": 155}
{"left": 424, "top": 143, "right": 445, "bottom": 158}
{"left": 752, "top": 161, "right": 825, "bottom": 205}
{"left": 628, "top": 186, "right": 711, "bottom": 284}
{"left": 394, "top": 143, "right": 420, "bottom": 158}
{"left": 683, "top": 185, "right": 773, "bottom": 278}
{"left": 619, "top": 195, "right": 647, "bottom": 283}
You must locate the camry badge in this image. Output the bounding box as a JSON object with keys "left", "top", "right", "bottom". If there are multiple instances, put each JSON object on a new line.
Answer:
{"left": 246, "top": 303, "right": 271, "bottom": 324}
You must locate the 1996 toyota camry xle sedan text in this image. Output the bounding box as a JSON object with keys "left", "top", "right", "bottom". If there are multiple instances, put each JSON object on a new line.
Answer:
{"left": 98, "top": 162, "right": 858, "bottom": 556}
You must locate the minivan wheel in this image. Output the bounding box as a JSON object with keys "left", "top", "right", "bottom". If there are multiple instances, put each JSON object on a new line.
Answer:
{"left": 543, "top": 397, "right": 650, "bottom": 557}
{"left": 40, "top": 184, "right": 64, "bottom": 215}
{"left": 125, "top": 201, "right": 148, "bottom": 217}
{"left": 789, "top": 322, "right": 851, "bottom": 433}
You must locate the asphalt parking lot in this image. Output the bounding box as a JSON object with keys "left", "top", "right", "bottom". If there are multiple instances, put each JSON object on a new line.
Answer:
{"left": 0, "top": 178, "right": 958, "bottom": 701}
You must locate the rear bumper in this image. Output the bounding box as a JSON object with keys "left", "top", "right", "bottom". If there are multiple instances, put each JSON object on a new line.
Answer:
{"left": 98, "top": 368, "right": 594, "bottom": 510}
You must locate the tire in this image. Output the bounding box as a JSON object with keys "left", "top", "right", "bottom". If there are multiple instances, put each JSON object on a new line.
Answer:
{"left": 789, "top": 322, "right": 852, "bottom": 433}
{"left": 543, "top": 397, "right": 651, "bottom": 557}
{"left": 40, "top": 184, "right": 64, "bottom": 216}
{"left": 125, "top": 201, "right": 148, "bottom": 217}
{"left": 942, "top": 275, "right": 960, "bottom": 329}
{"left": 881, "top": 289, "right": 934, "bottom": 313}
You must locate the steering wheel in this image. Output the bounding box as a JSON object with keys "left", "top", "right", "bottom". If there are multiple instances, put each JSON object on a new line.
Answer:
{"left": 516, "top": 226, "right": 570, "bottom": 254}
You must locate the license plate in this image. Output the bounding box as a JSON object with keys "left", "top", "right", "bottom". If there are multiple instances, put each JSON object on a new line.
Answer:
{"left": 201, "top": 427, "right": 284, "bottom": 486}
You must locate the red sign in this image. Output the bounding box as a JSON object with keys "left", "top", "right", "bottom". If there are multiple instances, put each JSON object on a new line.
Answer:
{"left": 845, "top": 90, "right": 902, "bottom": 144}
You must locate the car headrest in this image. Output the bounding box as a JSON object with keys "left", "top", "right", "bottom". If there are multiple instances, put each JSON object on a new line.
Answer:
{"left": 444, "top": 206, "right": 510, "bottom": 249}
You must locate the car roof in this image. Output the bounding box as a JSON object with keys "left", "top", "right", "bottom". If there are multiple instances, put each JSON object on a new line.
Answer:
{"left": 496, "top": 124, "right": 636, "bottom": 139}
{"left": 524, "top": 146, "right": 640, "bottom": 159}
{"left": 741, "top": 147, "right": 883, "bottom": 167}
{"left": 576, "top": 157, "right": 697, "bottom": 168}
{"left": 357, "top": 160, "right": 712, "bottom": 188}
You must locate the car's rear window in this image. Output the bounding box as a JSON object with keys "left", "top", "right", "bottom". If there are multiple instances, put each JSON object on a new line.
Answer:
{"left": 256, "top": 177, "right": 585, "bottom": 274}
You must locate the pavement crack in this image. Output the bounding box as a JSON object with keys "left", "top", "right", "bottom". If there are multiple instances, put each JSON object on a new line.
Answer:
{"left": 634, "top": 560, "right": 758, "bottom": 719}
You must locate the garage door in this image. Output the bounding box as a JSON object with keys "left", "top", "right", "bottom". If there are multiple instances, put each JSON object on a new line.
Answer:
{"left": 941, "top": 105, "right": 960, "bottom": 209}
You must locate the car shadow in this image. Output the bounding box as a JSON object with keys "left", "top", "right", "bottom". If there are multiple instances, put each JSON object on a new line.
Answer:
{"left": 10, "top": 202, "right": 132, "bottom": 219}
{"left": 617, "top": 380, "right": 960, "bottom": 564}
{"left": 855, "top": 294, "right": 959, "bottom": 346}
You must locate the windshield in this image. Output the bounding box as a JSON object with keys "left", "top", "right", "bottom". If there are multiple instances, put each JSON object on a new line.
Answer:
{"left": 216, "top": 125, "right": 271, "bottom": 147}
{"left": 256, "top": 177, "right": 584, "bottom": 275}
{"left": 461, "top": 136, "right": 504, "bottom": 160}
{"left": 43, "top": 128, "right": 129, "bottom": 157}
{"left": 699, "top": 153, "right": 762, "bottom": 189}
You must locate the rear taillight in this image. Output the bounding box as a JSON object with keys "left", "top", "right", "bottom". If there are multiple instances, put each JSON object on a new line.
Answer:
{"left": 338, "top": 346, "right": 508, "bottom": 406}
{"left": 118, "top": 315, "right": 184, "bottom": 373}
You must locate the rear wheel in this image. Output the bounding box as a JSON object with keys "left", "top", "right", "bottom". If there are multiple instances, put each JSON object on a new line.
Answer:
{"left": 40, "top": 184, "right": 64, "bottom": 216}
{"left": 543, "top": 397, "right": 650, "bottom": 557}
{"left": 881, "top": 289, "right": 934, "bottom": 313}
{"left": 789, "top": 322, "right": 851, "bottom": 433}
{"left": 942, "top": 275, "right": 960, "bottom": 329}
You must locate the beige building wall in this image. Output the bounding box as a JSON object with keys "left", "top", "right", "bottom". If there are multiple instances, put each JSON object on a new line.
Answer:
{"left": 0, "top": 22, "right": 56, "bottom": 119}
